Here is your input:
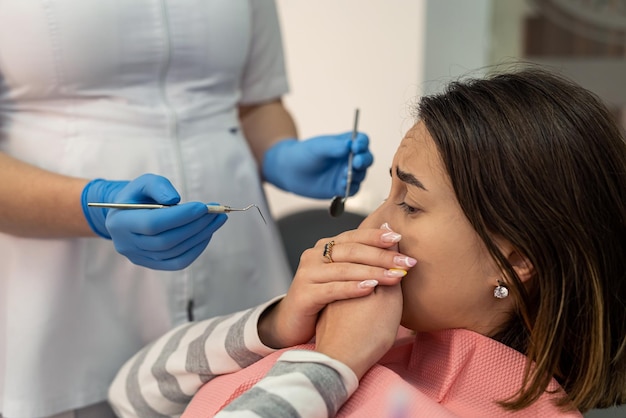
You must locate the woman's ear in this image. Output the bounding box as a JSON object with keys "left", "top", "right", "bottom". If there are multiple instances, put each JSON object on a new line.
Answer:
{"left": 493, "top": 236, "right": 535, "bottom": 283}
{"left": 506, "top": 248, "right": 534, "bottom": 283}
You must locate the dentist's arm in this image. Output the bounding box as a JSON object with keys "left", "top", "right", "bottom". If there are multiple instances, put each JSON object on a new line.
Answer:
{"left": 0, "top": 151, "right": 91, "bottom": 237}
{"left": 238, "top": 98, "right": 298, "bottom": 166}
{"left": 0, "top": 152, "right": 226, "bottom": 271}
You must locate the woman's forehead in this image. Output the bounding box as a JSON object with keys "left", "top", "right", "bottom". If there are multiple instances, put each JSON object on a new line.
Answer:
{"left": 393, "top": 122, "right": 451, "bottom": 191}
{"left": 394, "top": 123, "right": 434, "bottom": 168}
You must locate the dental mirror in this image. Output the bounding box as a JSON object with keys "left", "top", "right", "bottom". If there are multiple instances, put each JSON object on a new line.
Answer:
{"left": 329, "top": 108, "right": 359, "bottom": 217}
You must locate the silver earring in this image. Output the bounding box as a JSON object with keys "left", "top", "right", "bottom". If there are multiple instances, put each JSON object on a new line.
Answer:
{"left": 494, "top": 281, "right": 509, "bottom": 299}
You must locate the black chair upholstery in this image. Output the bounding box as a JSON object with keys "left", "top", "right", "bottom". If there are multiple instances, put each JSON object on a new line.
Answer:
{"left": 276, "top": 208, "right": 366, "bottom": 274}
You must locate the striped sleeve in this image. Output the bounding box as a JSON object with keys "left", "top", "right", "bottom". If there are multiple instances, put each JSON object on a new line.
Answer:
{"left": 108, "top": 296, "right": 283, "bottom": 418}
{"left": 215, "top": 350, "right": 359, "bottom": 418}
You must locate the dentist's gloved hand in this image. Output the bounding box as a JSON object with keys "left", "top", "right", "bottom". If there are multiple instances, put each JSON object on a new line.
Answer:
{"left": 81, "top": 173, "right": 227, "bottom": 271}
{"left": 262, "top": 132, "right": 373, "bottom": 199}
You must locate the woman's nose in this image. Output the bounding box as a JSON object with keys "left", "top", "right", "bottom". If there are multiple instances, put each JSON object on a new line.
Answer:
{"left": 358, "top": 201, "right": 389, "bottom": 229}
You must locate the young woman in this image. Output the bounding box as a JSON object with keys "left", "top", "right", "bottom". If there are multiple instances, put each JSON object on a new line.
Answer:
{"left": 108, "top": 67, "right": 626, "bottom": 417}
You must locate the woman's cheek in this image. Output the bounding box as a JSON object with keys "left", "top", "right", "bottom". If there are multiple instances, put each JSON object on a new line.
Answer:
{"left": 399, "top": 279, "right": 419, "bottom": 329}
{"left": 396, "top": 233, "right": 418, "bottom": 262}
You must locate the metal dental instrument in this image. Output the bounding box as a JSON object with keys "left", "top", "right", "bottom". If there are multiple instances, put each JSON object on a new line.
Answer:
{"left": 87, "top": 202, "right": 267, "bottom": 224}
{"left": 329, "top": 108, "right": 359, "bottom": 217}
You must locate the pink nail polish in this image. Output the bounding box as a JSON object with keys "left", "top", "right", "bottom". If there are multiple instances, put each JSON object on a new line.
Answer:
{"left": 394, "top": 255, "right": 417, "bottom": 267}
{"left": 358, "top": 279, "right": 379, "bottom": 289}
{"left": 382, "top": 232, "right": 401, "bottom": 243}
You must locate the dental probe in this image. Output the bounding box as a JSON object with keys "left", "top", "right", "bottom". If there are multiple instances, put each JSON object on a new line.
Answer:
{"left": 87, "top": 202, "right": 267, "bottom": 224}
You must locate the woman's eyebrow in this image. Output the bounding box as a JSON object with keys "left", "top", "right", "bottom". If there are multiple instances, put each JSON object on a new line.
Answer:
{"left": 396, "top": 166, "right": 428, "bottom": 191}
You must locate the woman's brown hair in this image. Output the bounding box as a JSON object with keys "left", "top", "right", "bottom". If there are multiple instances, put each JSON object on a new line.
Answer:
{"left": 417, "top": 66, "right": 626, "bottom": 412}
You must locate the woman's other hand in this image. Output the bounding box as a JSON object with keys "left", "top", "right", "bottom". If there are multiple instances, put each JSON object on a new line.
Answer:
{"left": 315, "top": 283, "right": 403, "bottom": 379}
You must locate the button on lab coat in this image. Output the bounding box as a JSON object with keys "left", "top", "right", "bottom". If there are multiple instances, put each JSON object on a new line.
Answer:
{"left": 0, "top": 1, "right": 292, "bottom": 416}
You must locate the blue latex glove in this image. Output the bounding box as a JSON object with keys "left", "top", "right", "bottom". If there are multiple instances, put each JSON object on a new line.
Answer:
{"left": 262, "top": 132, "right": 373, "bottom": 199}
{"left": 81, "top": 174, "right": 227, "bottom": 271}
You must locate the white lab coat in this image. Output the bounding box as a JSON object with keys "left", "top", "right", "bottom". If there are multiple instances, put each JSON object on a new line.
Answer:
{"left": 0, "top": 1, "right": 292, "bottom": 416}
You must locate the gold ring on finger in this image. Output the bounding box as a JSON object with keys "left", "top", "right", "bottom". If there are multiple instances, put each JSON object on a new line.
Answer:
{"left": 322, "top": 240, "right": 335, "bottom": 263}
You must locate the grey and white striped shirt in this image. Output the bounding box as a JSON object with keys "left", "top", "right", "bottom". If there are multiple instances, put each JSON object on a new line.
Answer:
{"left": 108, "top": 297, "right": 358, "bottom": 417}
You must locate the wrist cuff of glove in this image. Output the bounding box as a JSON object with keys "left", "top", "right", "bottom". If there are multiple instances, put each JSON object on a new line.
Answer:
{"left": 262, "top": 138, "right": 297, "bottom": 191}
{"left": 81, "top": 178, "right": 128, "bottom": 239}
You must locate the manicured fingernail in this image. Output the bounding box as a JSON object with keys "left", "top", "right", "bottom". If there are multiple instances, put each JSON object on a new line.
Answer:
{"left": 384, "top": 268, "right": 407, "bottom": 278}
{"left": 358, "top": 279, "right": 379, "bottom": 289}
{"left": 382, "top": 231, "right": 401, "bottom": 243}
{"left": 380, "top": 223, "right": 401, "bottom": 243}
{"left": 394, "top": 255, "right": 417, "bottom": 267}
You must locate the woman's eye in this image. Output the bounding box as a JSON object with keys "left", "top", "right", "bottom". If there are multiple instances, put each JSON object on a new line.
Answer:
{"left": 396, "top": 202, "right": 420, "bottom": 215}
